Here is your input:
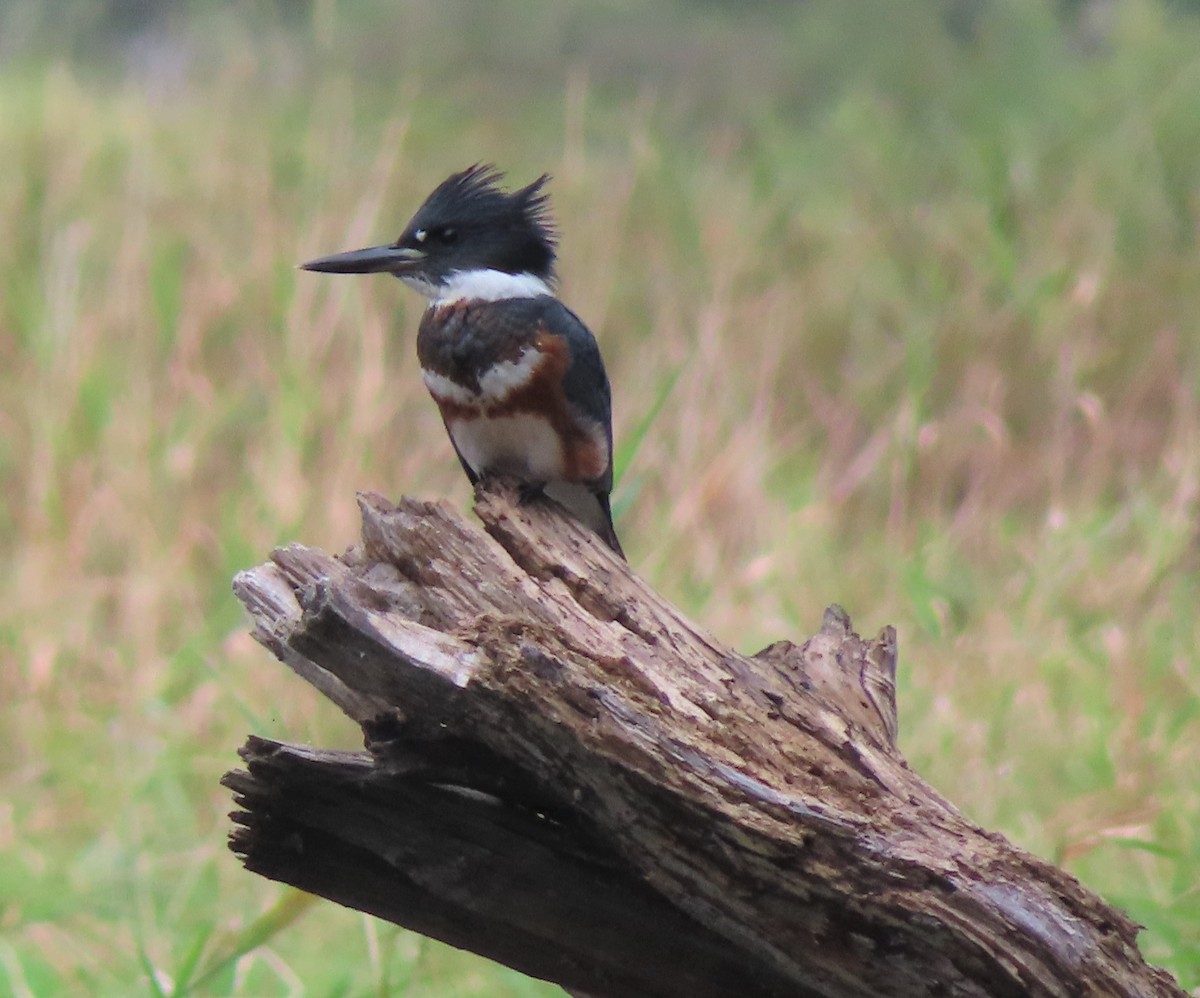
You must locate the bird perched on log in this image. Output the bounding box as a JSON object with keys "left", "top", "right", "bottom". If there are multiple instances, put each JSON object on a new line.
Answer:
{"left": 301, "top": 165, "right": 624, "bottom": 558}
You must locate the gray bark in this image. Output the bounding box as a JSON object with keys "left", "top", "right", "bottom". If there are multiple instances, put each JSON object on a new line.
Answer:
{"left": 223, "top": 484, "right": 1184, "bottom": 998}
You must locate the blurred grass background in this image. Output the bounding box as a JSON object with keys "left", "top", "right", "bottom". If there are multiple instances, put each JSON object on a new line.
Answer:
{"left": 1, "top": 0, "right": 1198, "bottom": 993}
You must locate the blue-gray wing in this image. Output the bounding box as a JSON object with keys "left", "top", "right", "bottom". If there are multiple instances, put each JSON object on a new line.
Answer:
{"left": 534, "top": 298, "right": 615, "bottom": 493}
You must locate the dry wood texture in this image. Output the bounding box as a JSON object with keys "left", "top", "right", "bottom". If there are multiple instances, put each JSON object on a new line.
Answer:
{"left": 224, "top": 485, "right": 1184, "bottom": 998}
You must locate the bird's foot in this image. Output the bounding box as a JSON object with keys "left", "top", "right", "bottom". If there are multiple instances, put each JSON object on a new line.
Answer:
{"left": 473, "top": 474, "right": 550, "bottom": 509}
{"left": 516, "top": 480, "right": 548, "bottom": 506}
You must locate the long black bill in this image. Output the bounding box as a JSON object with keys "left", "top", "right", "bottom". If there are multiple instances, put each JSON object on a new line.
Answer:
{"left": 299, "top": 244, "right": 426, "bottom": 274}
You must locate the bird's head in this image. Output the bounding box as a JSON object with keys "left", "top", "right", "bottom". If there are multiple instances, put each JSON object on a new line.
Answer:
{"left": 300, "top": 165, "right": 557, "bottom": 301}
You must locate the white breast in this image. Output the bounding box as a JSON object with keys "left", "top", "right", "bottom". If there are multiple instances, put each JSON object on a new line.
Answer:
{"left": 448, "top": 413, "right": 566, "bottom": 481}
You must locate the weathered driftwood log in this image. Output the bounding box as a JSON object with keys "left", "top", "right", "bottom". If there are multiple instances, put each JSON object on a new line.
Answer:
{"left": 223, "top": 485, "right": 1184, "bottom": 998}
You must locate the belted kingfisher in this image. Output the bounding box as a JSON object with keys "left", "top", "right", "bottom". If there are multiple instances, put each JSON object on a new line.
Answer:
{"left": 301, "top": 165, "right": 624, "bottom": 558}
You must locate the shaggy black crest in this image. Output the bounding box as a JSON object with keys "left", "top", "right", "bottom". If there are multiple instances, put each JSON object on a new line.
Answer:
{"left": 398, "top": 164, "right": 558, "bottom": 280}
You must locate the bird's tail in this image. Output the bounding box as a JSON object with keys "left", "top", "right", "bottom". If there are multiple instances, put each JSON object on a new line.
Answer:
{"left": 544, "top": 481, "right": 626, "bottom": 560}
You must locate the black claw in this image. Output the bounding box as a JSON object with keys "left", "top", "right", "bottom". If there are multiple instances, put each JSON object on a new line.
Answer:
{"left": 516, "top": 481, "right": 548, "bottom": 505}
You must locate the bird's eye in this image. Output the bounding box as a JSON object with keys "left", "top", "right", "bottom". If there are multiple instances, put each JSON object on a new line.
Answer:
{"left": 435, "top": 226, "right": 458, "bottom": 245}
